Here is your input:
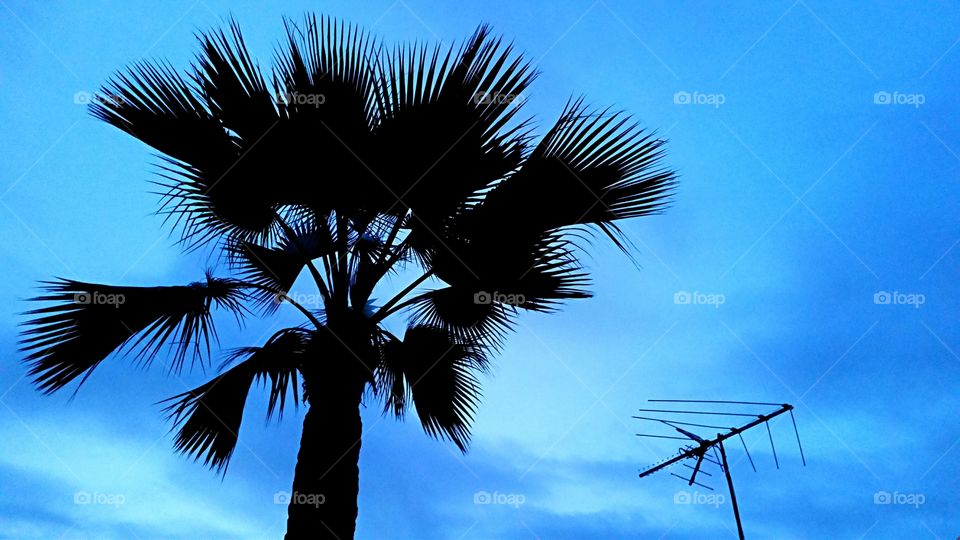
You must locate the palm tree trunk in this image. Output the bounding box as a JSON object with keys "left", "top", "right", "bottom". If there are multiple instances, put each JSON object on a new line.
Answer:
{"left": 284, "top": 378, "right": 364, "bottom": 539}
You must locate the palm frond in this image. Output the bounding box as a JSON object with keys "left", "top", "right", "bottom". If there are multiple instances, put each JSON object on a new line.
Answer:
{"left": 162, "top": 328, "right": 307, "bottom": 473}
{"left": 411, "top": 98, "right": 673, "bottom": 312}
{"left": 377, "top": 325, "right": 487, "bottom": 451}
{"left": 90, "top": 60, "right": 232, "bottom": 169}
{"left": 271, "top": 15, "right": 383, "bottom": 214}
{"left": 372, "top": 25, "right": 535, "bottom": 222}
{"left": 19, "top": 275, "right": 246, "bottom": 395}
{"left": 408, "top": 286, "right": 515, "bottom": 348}
{"left": 91, "top": 23, "right": 282, "bottom": 247}
{"left": 481, "top": 97, "right": 677, "bottom": 236}
{"left": 228, "top": 218, "right": 335, "bottom": 311}
{"left": 153, "top": 157, "right": 280, "bottom": 247}
{"left": 418, "top": 225, "right": 591, "bottom": 316}
{"left": 505, "top": 232, "right": 593, "bottom": 312}
{"left": 275, "top": 15, "right": 377, "bottom": 122}
{"left": 372, "top": 329, "right": 404, "bottom": 416}
{"left": 194, "top": 19, "right": 278, "bottom": 142}
{"left": 90, "top": 57, "right": 274, "bottom": 246}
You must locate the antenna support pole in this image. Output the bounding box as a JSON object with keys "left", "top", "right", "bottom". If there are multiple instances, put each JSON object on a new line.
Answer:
{"left": 718, "top": 439, "right": 745, "bottom": 540}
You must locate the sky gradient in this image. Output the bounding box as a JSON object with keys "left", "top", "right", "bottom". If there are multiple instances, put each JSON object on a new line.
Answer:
{"left": 1, "top": 1, "right": 958, "bottom": 538}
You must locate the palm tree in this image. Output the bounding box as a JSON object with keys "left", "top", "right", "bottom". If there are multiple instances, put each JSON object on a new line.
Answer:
{"left": 19, "top": 15, "right": 675, "bottom": 539}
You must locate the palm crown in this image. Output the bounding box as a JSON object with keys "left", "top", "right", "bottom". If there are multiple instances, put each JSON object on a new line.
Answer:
{"left": 19, "top": 15, "right": 675, "bottom": 539}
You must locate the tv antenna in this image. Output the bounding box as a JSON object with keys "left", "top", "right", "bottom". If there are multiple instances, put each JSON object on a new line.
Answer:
{"left": 635, "top": 400, "right": 805, "bottom": 539}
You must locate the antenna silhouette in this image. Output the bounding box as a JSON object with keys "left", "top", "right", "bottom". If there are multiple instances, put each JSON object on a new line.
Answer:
{"left": 635, "top": 400, "right": 805, "bottom": 539}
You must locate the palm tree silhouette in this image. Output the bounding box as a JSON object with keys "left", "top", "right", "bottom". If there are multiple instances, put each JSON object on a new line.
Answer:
{"left": 19, "top": 15, "right": 675, "bottom": 539}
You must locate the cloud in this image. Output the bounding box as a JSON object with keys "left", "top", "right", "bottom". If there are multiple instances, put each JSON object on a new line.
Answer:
{"left": 0, "top": 410, "right": 277, "bottom": 539}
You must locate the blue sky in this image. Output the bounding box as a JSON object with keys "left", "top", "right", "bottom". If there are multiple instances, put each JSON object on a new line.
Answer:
{"left": 1, "top": 0, "right": 958, "bottom": 538}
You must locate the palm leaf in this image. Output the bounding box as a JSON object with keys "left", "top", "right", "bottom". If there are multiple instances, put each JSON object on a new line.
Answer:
{"left": 195, "top": 19, "right": 278, "bottom": 142}
{"left": 162, "top": 328, "right": 307, "bottom": 473}
{"left": 481, "top": 97, "right": 677, "bottom": 236}
{"left": 408, "top": 286, "right": 515, "bottom": 348}
{"left": 378, "top": 325, "right": 487, "bottom": 451}
{"left": 91, "top": 23, "right": 281, "bottom": 246}
{"left": 504, "top": 232, "right": 593, "bottom": 312}
{"left": 372, "top": 25, "right": 535, "bottom": 223}
{"left": 19, "top": 275, "right": 246, "bottom": 395}
{"left": 90, "top": 60, "right": 233, "bottom": 171}
{"left": 417, "top": 224, "right": 591, "bottom": 316}
{"left": 412, "top": 97, "right": 673, "bottom": 314}
{"left": 271, "top": 15, "right": 383, "bottom": 214}
{"left": 376, "top": 331, "right": 406, "bottom": 418}
{"left": 90, "top": 58, "right": 272, "bottom": 246}
{"left": 228, "top": 217, "right": 336, "bottom": 311}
